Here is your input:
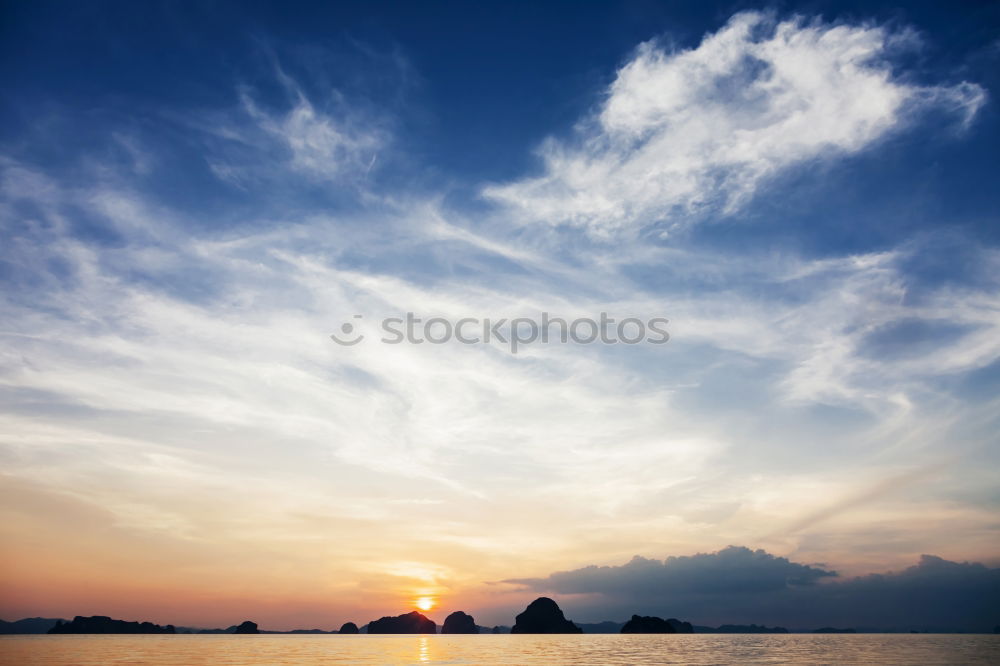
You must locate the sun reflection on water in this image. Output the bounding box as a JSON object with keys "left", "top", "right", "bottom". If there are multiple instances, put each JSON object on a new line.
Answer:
{"left": 417, "top": 636, "right": 430, "bottom": 663}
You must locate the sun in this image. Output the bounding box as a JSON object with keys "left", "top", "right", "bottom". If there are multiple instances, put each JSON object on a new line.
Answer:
{"left": 415, "top": 596, "right": 435, "bottom": 611}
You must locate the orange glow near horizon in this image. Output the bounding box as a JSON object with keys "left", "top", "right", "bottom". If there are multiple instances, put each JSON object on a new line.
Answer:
{"left": 415, "top": 596, "right": 435, "bottom": 611}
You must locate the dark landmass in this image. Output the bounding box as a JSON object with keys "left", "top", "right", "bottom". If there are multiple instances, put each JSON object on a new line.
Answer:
{"left": 698, "top": 624, "right": 789, "bottom": 634}
{"left": 668, "top": 618, "right": 694, "bottom": 633}
{"left": 367, "top": 611, "right": 436, "bottom": 634}
{"left": 441, "top": 611, "right": 478, "bottom": 634}
{"left": 48, "top": 616, "right": 175, "bottom": 634}
{"left": 621, "top": 615, "right": 676, "bottom": 633}
{"left": 0, "top": 618, "right": 65, "bottom": 634}
{"left": 577, "top": 621, "right": 624, "bottom": 633}
{"left": 11, "top": 600, "right": 995, "bottom": 636}
{"left": 198, "top": 621, "right": 260, "bottom": 635}
{"left": 233, "top": 621, "right": 259, "bottom": 634}
{"left": 510, "top": 597, "right": 582, "bottom": 634}
{"left": 184, "top": 625, "right": 331, "bottom": 634}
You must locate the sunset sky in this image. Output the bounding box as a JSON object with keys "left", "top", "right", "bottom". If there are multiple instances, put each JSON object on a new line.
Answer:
{"left": 1, "top": 1, "right": 999, "bottom": 631}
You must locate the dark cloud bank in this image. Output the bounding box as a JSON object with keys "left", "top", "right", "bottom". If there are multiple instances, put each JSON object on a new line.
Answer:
{"left": 505, "top": 547, "right": 1000, "bottom": 632}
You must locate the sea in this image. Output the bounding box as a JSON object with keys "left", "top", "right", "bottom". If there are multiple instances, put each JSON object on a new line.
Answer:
{"left": 2, "top": 633, "right": 999, "bottom": 665}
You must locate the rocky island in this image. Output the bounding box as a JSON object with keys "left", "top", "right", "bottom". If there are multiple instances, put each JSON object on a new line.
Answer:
{"left": 366, "top": 611, "right": 436, "bottom": 634}
{"left": 48, "top": 616, "right": 175, "bottom": 634}
{"left": 442, "top": 611, "right": 478, "bottom": 634}
{"left": 232, "top": 621, "right": 259, "bottom": 634}
{"left": 620, "top": 615, "right": 695, "bottom": 633}
{"left": 510, "top": 597, "right": 582, "bottom": 634}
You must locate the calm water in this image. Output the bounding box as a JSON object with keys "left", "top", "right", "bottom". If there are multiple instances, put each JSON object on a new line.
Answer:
{"left": 2, "top": 634, "right": 999, "bottom": 665}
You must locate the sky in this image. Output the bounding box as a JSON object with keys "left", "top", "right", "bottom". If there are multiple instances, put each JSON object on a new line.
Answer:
{"left": 1, "top": 0, "right": 999, "bottom": 632}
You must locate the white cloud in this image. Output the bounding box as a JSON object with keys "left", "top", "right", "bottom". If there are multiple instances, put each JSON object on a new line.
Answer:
{"left": 483, "top": 11, "right": 986, "bottom": 237}
{"left": 194, "top": 76, "right": 387, "bottom": 189}
{"left": 241, "top": 90, "right": 385, "bottom": 182}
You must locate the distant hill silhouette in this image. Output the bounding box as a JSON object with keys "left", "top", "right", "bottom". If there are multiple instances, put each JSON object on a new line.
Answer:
{"left": 510, "top": 597, "right": 582, "bottom": 634}
{"left": 0, "top": 618, "right": 65, "bottom": 634}
{"left": 233, "top": 621, "right": 259, "bottom": 634}
{"left": 621, "top": 615, "right": 675, "bottom": 633}
{"left": 698, "top": 624, "right": 787, "bottom": 634}
{"left": 576, "top": 621, "right": 624, "bottom": 633}
{"left": 667, "top": 618, "right": 694, "bottom": 633}
{"left": 367, "top": 611, "right": 436, "bottom": 634}
{"left": 48, "top": 616, "right": 175, "bottom": 634}
{"left": 339, "top": 622, "right": 359, "bottom": 634}
{"left": 490, "top": 625, "right": 511, "bottom": 634}
{"left": 814, "top": 627, "right": 856, "bottom": 633}
{"left": 182, "top": 625, "right": 330, "bottom": 634}
{"left": 442, "top": 611, "right": 478, "bottom": 634}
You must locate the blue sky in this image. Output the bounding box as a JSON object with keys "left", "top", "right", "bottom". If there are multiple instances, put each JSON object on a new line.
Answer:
{"left": 1, "top": 1, "right": 999, "bottom": 629}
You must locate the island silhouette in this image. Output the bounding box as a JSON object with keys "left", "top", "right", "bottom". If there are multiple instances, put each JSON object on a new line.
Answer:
{"left": 232, "top": 621, "right": 259, "bottom": 634}
{"left": 366, "top": 610, "right": 436, "bottom": 634}
{"left": 621, "top": 615, "right": 694, "bottom": 633}
{"left": 510, "top": 597, "right": 582, "bottom": 634}
{"left": 441, "top": 611, "right": 478, "bottom": 634}
{"left": 48, "top": 616, "right": 175, "bottom": 634}
{"left": 1, "top": 596, "right": 975, "bottom": 635}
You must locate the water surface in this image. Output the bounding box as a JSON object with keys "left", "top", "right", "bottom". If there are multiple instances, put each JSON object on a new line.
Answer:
{"left": 2, "top": 633, "right": 999, "bottom": 665}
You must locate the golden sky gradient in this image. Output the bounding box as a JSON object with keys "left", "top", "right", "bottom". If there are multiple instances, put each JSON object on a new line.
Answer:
{"left": 2, "top": 5, "right": 999, "bottom": 633}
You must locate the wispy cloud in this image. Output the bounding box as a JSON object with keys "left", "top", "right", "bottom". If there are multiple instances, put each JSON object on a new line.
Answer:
{"left": 484, "top": 12, "right": 986, "bottom": 238}
{"left": 239, "top": 88, "right": 386, "bottom": 183}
